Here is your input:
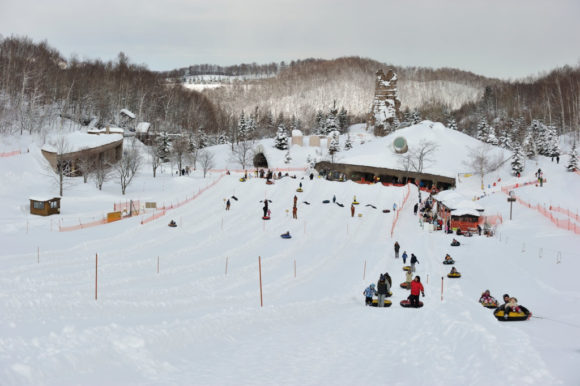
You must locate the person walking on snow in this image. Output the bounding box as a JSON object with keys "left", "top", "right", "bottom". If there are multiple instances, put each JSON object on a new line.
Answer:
{"left": 226, "top": 199, "right": 230, "bottom": 211}
{"left": 292, "top": 206, "right": 297, "bottom": 219}
{"left": 377, "top": 274, "right": 389, "bottom": 307}
{"left": 409, "top": 276, "right": 425, "bottom": 307}
{"left": 351, "top": 203, "right": 355, "bottom": 217}
{"left": 394, "top": 241, "right": 400, "bottom": 258}
{"left": 402, "top": 251, "right": 408, "bottom": 264}
{"left": 414, "top": 203, "right": 419, "bottom": 215}
{"left": 363, "top": 283, "right": 377, "bottom": 306}
{"left": 293, "top": 195, "right": 298, "bottom": 207}
{"left": 410, "top": 253, "right": 419, "bottom": 272}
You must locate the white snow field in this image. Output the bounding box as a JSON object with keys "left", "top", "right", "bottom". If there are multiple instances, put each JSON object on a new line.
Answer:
{"left": 1, "top": 123, "right": 579, "bottom": 385}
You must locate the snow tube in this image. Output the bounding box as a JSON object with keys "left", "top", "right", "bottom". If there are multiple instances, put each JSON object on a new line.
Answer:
{"left": 322, "top": 200, "right": 330, "bottom": 204}
{"left": 231, "top": 196, "right": 238, "bottom": 201}
{"left": 382, "top": 209, "right": 391, "bottom": 213}
{"left": 336, "top": 203, "right": 344, "bottom": 207}
{"left": 303, "top": 201, "right": 310, "bottom": 205}
{"left": 493, "top": 307, "right": 531, "bottom": 321}
{"left": 296, "top": 188, "right": 303, "bottom": 192}
{"left": 168, "top": 223, "right": 177, "bottom": 228}
{"left": 365, "top": 204, "right": 376, "bottom": 209}
{"left": 400, "top": 300, "right": 423, "bottom": 308}
{"left": 442, "top": 260, "right": 455, "bottom": 265}
{"left": 451, "top": 242, "right": 460, "bottom": 246}
{"left": 371, "top": 299, "right": 392, "bottom": 307}
{"left": 403, "top": 266, "right": 411, "bottom": 271}
{"left": 262, "top": 216, "right": 270, "bottom": 220}
{"left": 447, "top": 272, "right": 461, "bottom": 278}
{"left": 280, "top": 234, "right": 292, "bottom": 239}
{"left": 481, "top": 301, "right": 498, "bottom": 309}
{"left": 352, "top": 201, "right": 360, "bottom": 205}
{"left": 239, "top": 178, "right": 246, "bottom": 182}
{"left": 266, "top": 180, "right": 274, "bottom": 185}
{"left": 400, "top": 282, "right": 411, "bottom": 290}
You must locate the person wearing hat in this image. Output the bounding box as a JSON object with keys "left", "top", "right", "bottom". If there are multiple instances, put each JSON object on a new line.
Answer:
{"left": 363, "top": 283, "right": 377, "bottom": 306}
{"left": 377, "top": 275, "right": 389, "bottom": 307}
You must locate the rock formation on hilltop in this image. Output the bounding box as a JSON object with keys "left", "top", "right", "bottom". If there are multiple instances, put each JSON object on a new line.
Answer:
{"left": 368, "top": 69, "right": 401, "bottom": 136}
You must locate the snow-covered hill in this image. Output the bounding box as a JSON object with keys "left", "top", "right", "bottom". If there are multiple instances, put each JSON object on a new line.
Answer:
{"left": 0, "top": 123, "right": 579, "bottom": 385}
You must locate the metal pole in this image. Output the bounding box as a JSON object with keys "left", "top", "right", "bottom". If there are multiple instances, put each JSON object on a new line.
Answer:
{"left": 259, "top": 256, "right": 263, "bottom": 307}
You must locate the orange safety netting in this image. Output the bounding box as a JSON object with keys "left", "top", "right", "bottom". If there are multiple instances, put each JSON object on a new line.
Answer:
{"left": 0, "top": 150, "right": 21, "bottom": 158}
{"left": 512, "top": 195, "right": 580, "bottom": 235}
{"left": 390, "top": 184, "right": 411, "bottom": 237}
{"left": 59, "top": 217, "right": 107, "bottom": 232}
{"left": 114, "top": 200, "right": 141, "bottom": 213}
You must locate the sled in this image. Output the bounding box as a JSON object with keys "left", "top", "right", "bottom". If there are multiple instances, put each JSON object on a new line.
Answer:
{"left": 400, "top": 282, "right": 411, "bottom": 289}
{"left": 322, "top": 200, "right": 330, "bottom": 204}
{"left": 403, "top": 266, "right": 411, "bottom": 271}
{"left": 443, "top": 260, "right": 455, "bottom": 265}
{"left": 371, "top": 299, "right": 392, "bottom": 307}
{"left": 280, "top": 234, "right": 292, "bottom": 239}
{"left": 447, "top": 272, "right": 461, "bottom": 278}
{"left": 481, "top": 301, "right": 498, "bottom": 309}
{"left": 296, "top": 188, "right": 303, "bottom": 193}
{"left": 262, "top": 216, "right": 271, "bottom": 220}
{"left": 400, "top": 300, "right": 423, "bottom": 308}
{"left": 382, "top": 209, "right": 391, "bottom": 213}
{"left": 493, "top": 307, "right": 531, "bottom": 321}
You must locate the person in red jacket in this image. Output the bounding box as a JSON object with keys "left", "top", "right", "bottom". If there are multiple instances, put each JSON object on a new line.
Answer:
{"left": 409, "top": 276, "right": 425, "bottom": 307}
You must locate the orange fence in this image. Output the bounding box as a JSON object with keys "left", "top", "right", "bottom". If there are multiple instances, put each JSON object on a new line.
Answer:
{"left": 500, "top": 179, "right": 538, "bottom": 194}
{"left": 114, "top": 200, "right": 141, "bottom": 213}
{"left": 513, "top": 195, "right": 580, "bottom": 235}
{"left": 140, "top": 173, "right": 225, "bottom": 225}
{"left": 59, "top": 217, "right": 108, "bottom": 232}
{"left": 390, "top": 184, "right": 411, "bottom": 237}
{"left": 0, "top": 150, "right": 21, "bottom": 157}
{"left": 549, "top": 205, "right": 580, "bottom": 223}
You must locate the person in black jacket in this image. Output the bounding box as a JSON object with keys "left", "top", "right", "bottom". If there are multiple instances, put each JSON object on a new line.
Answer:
{"left": 377, "top": 274, "right": 389, "bottom": 307}
{"left": 410, "top": 254, "right": 419, "bottom": 272}
{"left": 394, "top": 241, "right": 400, "bottom": 258}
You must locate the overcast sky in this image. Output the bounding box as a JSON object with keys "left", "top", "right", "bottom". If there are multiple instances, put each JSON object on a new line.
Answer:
{"left": 1, "top": 0, "right": 579, "bottom": 79}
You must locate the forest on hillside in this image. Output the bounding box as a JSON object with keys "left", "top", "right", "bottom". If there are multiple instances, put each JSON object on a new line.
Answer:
{"left": 1, "top": 36, "right": 579, "bottom": 149}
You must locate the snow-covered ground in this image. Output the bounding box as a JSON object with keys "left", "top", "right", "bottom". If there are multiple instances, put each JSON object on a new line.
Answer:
{"left": 1, "top": 123, "right": 579, "bottom": 385}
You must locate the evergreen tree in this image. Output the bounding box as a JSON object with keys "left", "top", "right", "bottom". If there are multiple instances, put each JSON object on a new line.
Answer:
{"left": 497, "top": 128, "right": 512, "bottom": 149}
{"left": 522, "top": 131, "right": 537, "bottom": 158}
{"left": 486, "top": 125, "right": 499, "bottom": 146}
{"left": 447, "top": 117, "right": 458, "bottom": 130}
{"left": 328, "top": 132, "right": 340, "bottom": 162}
{"left": 476, "top": 118, "right": 489, "bottom": 142}
{"left": 274, "top": 125, "right": 288, "bottom": 150}
{"left": 216, "top": 131, "right": 229, "bottom": 145}
{"left": 315, "top": 110, "right": 325, "bottom": 135}
{"left": 197, "top": 128, "right": 209, "bottom": 149}
{"left": 567, "top": 142, "right": 578, "bottom": 172}
{"left": 237, "top": 112, "right": 251, "bottom": 142}
{"left": 511, "top": 144, "right": 524, "bottom": 175}
{"left": 157, "top": 131, "right": 171, "bottom": 162}
{"left": 344, "top": 134, "right": 352, "bottom": 151}
{"left": 325, "top": 105, "right": 340, "bottom": 135}
{"left": 411, "top": 110, "right": 422, "bottom": 125}
{"left": 338, "top": 107, "right": 348, "bottom": 132}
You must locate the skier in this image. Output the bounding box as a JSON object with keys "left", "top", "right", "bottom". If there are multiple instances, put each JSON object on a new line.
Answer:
{"left": 363, "top": 283, "right": 377, "bottom": 306}
{"left": 409, "top": 276, "right": 425, "bottom": 308}
{"left": 377, "top": 275, "right": 389, "bottom": 308}
{"left": 410, "top": 253, "right": 419, "bottom": 272}
{"left": 351, "top": 204, "right": 355, "bottom": 217}
{"left": 402, "top": 251, "right": 408, "bottom": 264}
{"left": 226, "top": 199, "right": 230, "bottom": 211}
{"left": 394, "top": 241, "right": 400, "bottom": 258}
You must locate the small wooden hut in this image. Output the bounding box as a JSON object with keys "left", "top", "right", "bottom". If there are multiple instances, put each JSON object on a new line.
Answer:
{"left": 29, "top": 196, "right": 61, "bottom": 216}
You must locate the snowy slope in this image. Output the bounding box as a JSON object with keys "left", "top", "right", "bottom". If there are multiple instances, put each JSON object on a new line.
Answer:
{"left": 0, "top": 126, "right": 579, "bottom": 385}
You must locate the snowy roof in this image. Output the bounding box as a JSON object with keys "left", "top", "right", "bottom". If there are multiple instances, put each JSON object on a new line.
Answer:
{"left": 433, "top": 190, "right": 484, "bottom": 213}
{"left": 291, "top": 129, "right": 303, "bottom": 137}
{"left": 136, "top": 122, "right": 151, "bottom": 133}
{"left": 29, "top": 195, "right": 60, "bottom": 201}
{"left": 120, "top": 109, "right": 135, "bottom": 119}
{"left": 41, "top": 132, "right": 123, "bottom": 153}
{"left": 450, "top": 208, "right": 481, "bottom": 217}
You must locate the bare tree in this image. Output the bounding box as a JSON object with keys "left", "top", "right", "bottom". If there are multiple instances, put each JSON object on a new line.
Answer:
{"left": 76, "top": 151, "right": 94, "bottom": 183}
{"left": 231, "top": 140, "right": 254, "bottom": 170}
{"left": 92, "top": 157, "right": 112, "bottom": 190}
{"left": 172, "top": 135, "right": 189, "bottom": 174}
{"left": 464, "top": 144, "right": 506, "bottom": 190}
{"left": 198, "top": 149, "right": 215, "bottom": 178}
{"left": 398, "top": 152, "right": 414, "bottom": 172}
{"left": 115, "top": 144, "right": 142, "bottom": 194}
{"left": 148, "top": 144, "right": 161, "bottom": 178}
{"left": 409, "top": 140, "right": 438, "bottom": 173}
{"left": 43, "top": 133, "right": 72, "bottom": 196}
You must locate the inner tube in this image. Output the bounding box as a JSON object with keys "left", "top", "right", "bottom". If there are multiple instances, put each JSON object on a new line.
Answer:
{"left": 262, "top": 216, "right": 270, "bottom": 220}
{"left": 352, "top": 201, "right": 360, "bottom": 205}
{"left": 239, "top": 178, "right": 246, "bottom": 182}
{"left": 403, "top": 266, "right": 411, "bottom": 271}
{"left": 336, "top": 203, "right": 344, "bottom": 207}
{"left": 493, "top": 306, "right": 531, "bottom": 321}
{"left": 322, "top": 200, "right": 330, "bottom": 204}
{"left": 443, "top": 260, "right": 455, "bottom": 265}
{"left": 303, "top": 201, "right": 310, "bottom": 205}
{"left": 266, "top": 181, "right": 274, "bottom": 185}
{"left": 451, "top": 242, "right": 460, "bottom": 247}
{"left": 400, "top": 282, "right": 411, "bottom": 289}
{"left": 447, "top": 272, "right": 461, "bottom": 278}
{"left": 481, "top": 302, "right": 498, "bottom": 309}
{"left": 366, "top": 204, "right": 377, "bottom": 209}
{"left": 382, "top": 209, "right": 391, "bottom": 213}
{"left": 371, "top": 299, "right": 392, "bottom": 307}
{"left": 296, "top": 188, "right": 303, "bottom": 192}
{"left": 400, "top": 300, "right": 423, "bottom": 308}
{"left": 280, "top": 234, "right": 292, "bottom": 239}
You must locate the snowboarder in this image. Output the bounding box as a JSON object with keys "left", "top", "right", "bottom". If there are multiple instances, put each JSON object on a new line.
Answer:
{"left": 292, "top": 206, "right": 297, "bottom": 219}
{"left": 409, "top": 276, "right": 425, "bottom": 308}
{"left": 363, "top": 283, "right": 377, "bottom": 306}
{"left": 402, "top": 251, "right": 408, "bottom": 264}
{"left": 377, "top": 275, "right": 389, "bottom": 308}
{"left": 410, "top": 254, "right": 419, "bottom": 272}
{"left": 414, "top": 203, "right": 419, "bottom": 215}
{"left": 351, "top": 204, "right": 355, "bottom": 217}
{"left": 226, "top": 199, "right": 231, "bottom": 211}
{"left": 394, "top": 241, "right": 400, "bottom": 258}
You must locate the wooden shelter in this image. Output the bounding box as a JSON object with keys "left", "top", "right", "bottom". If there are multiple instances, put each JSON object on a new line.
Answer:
{"left": 29, "top": 196, "right": 61, "bottom": 216}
